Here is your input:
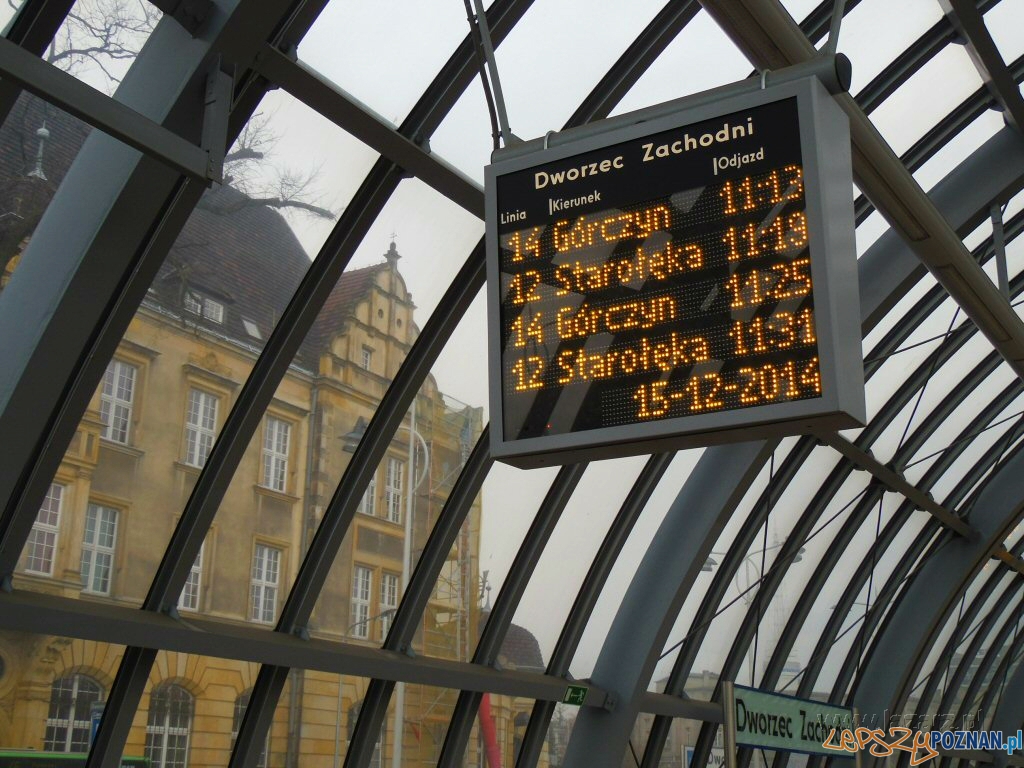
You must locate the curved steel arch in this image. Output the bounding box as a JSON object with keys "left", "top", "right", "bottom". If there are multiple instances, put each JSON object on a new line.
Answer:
{"left": 648, "top": 124, "right": 1024, "bottom": 767}
{"left": 562, "top": 97, "right": 1024, "bottom": 762}
{"left": 348, "top": 3, "right": 702, "bottom": 763}
{"left": 231, "top": 3, "right": 538, "bottom": 765}
{"left": 851, "top": 441, "right": 1024, "bottom": 768}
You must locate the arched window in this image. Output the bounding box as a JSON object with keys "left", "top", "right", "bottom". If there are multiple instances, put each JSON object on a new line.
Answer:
{"left": 44, "top": 674, "right": 103, "bottom": 752}
{"left": 145, "top": 684, "right": 193, "bottom": 768}
{"left": 231, "top": 690, "right": 268, "bottom": 768}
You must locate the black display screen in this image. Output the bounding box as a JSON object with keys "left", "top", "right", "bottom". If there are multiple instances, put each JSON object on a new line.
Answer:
{"left": 496, "top": 97, "right": 823, "bottom": 440}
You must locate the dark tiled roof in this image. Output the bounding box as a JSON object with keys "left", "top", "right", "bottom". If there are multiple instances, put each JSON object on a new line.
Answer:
{"left": 0, "top": 93, "right": 383, "bottom": 364}
{"left": 304, "top": 261, "right": 388, "bottom": 359}
{"left": 479, "top": 610, "right": 546, "bottom": 673}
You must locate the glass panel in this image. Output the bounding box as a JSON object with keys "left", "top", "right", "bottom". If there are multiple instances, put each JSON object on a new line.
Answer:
{"left": 869, "top": 44, "right": 983, "bottom": 159}
{"left": 0, "top": 631, "right": 126, "bottom": 754}
{"left": 629, "top": 714, "right": 707, "bottom": 768}
{"left": 837, "top": 0, "right": 944, "bottom": 95}
{"left": 985, "top": 0, "right": 1024, "bottom": 66}
{"left": 225, "top": 90, "right": 380, "bottom": 259}
{"left": 497, "top": 0, "right": 664, "bottom": 141}
{"left": 461, "top": 694, "right": 535, "bottom": 768}
{"left": 128, "top": 658, "right": 496, "bottom": 768}
{"left": 0, "top": 94, "right": 100, "bottom": 294}
{"left": 779, "top": 0, "right": 824, "bottom": 27}
{"left": 570, "top": 449, "right": 705, "bottom": 680}
{"left": 49, "top": 0, "right": 162, "bottom": 94}
{"left": 18, "top": 93, "right": 377, "bottom": 602}
{"left": 0, "top": 0, "right": 26, "bottom": 33}
{"left": 297, "top": 1, "right": 469, "bottom": 128}
{"left": 509, "top": 456, "right": 646, "bottom": 667}
{"left": 543, "top": 703, "right": 579, "bottom": 766}
{"left": 611, "top": 10, "right": 753, "bottom": 118}
{"left": 306, "top": 294, "right": 487, "bottom": 649}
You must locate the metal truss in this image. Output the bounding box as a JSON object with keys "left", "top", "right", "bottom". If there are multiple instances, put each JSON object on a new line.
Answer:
{"left": 581, "top": 90, "right": 1024, "bottom": 768}
{"left": 940, "top": 0, "right": 1024, "bottom": 134}
{"left": 5, "top": 2, "right": 1024, "bottom": 768}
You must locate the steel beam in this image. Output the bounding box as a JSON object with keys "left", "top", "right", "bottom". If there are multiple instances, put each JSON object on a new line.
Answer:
{"left": 232, "top": 3, "right": 539, "bottom": 763}
{"left": 940, "top": 0, "right": 1024, "bottom": 133}
{"left": 989, "top": 644, "right": 1024, "bottom": 767}
{"left": 852, "top": 445, "right": 1024, "bottom": 767}
{"left": 436, "top": 462, "right": 587, "bottom": 768}
{"left": 584, "top": 120, "right": 1024, "bottom": 768}
{"left": 0, "top": 36, "right": 213, "bottom": 178}
{"left": 517, "top": 453, "right": 674, "bottom": 768}
{"left": 698, "top": 0, "right": 1024, "bottom": 384}
{"left": 0, "top": 587, "right": 612, "bottom": 706}
{"left": 252, "top": 45, "right": 484, "bottom": 218}
{"left": 815, "top": 431, "right": 976, "bottom": 538}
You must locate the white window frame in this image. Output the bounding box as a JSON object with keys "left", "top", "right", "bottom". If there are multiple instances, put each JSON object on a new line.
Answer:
{"left": 249, "top": 544, "right": 281, "bottom": 624}
{"left": 379, "top": 571, "right": 399, "bottom": 638}
{"left": 100, "top": 359, "right": 136, "bottom": 444}
{"left": 145, "top": 684, "right": 193, "bottom": 768}
{"left": 44, "top": 674, "right": 103, "bottom": 753}
{"left": 360, "top": 346, "right": 373, "bottom": 371}
{"left": 81, "top": 503, "right": 118, "bottom": 595}
{"left": 351, "top": 565, "right": 372, "bottom": 639}
{"left": 260, "top": 417, "right": 290, "bottom": 492}
{"left": 357, "top": 471, "right": 377, "bottom": 516}
{"left": 177, "top": 542, "right": 204, "bottom": 612}
{"left": 202, "top": 298, "right": 224, "bottom": 323}
{"left": 384, "top": 457, "right": 404, "bottom": 524}
{"left": 26, "top": 483, "right": 63, "bottom": 575}
{"left": 184, "top": 389, "right": 218, "bottom": 468}
{"left": 183, "top": 292, "right": 202, "bottom": 316}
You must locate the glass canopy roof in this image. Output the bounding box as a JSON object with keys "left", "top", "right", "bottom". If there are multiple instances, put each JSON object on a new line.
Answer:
{"left": 0, "top": 1, "right": 1022, "bottom": 767}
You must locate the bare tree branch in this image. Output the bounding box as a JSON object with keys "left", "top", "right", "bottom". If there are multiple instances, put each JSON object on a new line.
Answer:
{"left": 198, "top": 195, "right": 334, "bottom": 219}
{"left": 40, "top": 0, "right": 337, "bottom": 222}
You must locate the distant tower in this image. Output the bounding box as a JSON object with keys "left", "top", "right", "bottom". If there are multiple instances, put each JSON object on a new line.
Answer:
{"left": 26, "top": 122, "right": 49, "bottom": 181}
{"left": 384, "top": 238, "right": 401, "bottom": 267}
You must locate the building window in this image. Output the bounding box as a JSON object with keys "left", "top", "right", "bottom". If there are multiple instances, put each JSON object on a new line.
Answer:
{"left": 379, "top": 572, "right": 399, "bottom": 639}
{"left": 81, "top": 503, "right": 118, "bottom": 595}
{"left": 384, "top": 458, "right": 404, "bottom": 524}
{"left": 177, "top": 543, "right": 204, "bottom": 613}
{"left": 202, "top": 298, "right": 224, "bottom": 323}
{"left": 231, "top": 691, "right": 268, "bottom": 768}
{"left": 184, "top": 292, "right": 224, "bottom": 324}
{"left": 26, "top": 483, "right": 63, "bottom": 575}
{"left": 44, "top": 674, "right": 103, "bottom": 752}
{"left": 184, "top": 389, "right": 218, "bottom": 468}
{"left": 360, "top": 346, "right": 373, "bottom": 371}
{"left": 183, "top": 292, "right": 202, "bottom": 316}
{"left": 250, "top": 544, "right": 281, "bottom": 624}
{"left": 100, "top": 359, "right": 136, "bottom": 444}
{"left": 351, "top": 565, "right": 372, "bottom": 639}
{"left": 145, "top": 684, "right": 192, "bottom": 768}
{"left": 261, "top": 417, "right": 290, "bottom": 492}
{"left": 357, "top": 471, "right": 377, "bottom": 517}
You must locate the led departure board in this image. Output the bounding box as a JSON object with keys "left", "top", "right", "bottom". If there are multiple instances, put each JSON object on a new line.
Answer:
{"left": 486, "top": 77, "right": 864, "bottom": 468}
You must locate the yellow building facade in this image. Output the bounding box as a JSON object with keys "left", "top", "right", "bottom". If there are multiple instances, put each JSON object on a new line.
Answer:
{"left": 0, "top": 95, "right": 544, "bottom": 768}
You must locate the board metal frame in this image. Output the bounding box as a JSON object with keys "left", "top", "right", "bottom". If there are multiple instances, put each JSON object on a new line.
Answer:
{"left": 486, "top": 75, "right": 864, "bottom": 468}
